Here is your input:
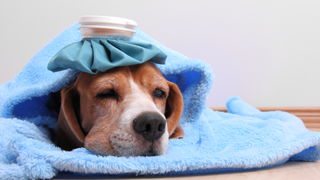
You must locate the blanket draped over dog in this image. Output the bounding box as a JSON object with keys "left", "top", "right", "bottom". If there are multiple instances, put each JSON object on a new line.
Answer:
{"left": 0, "top": 23, "right": 319, "bottom": 179}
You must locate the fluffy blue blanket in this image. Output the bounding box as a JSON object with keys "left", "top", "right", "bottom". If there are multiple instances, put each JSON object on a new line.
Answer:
{"left": 0, "top": 23, "right": 319, "bottom": 179}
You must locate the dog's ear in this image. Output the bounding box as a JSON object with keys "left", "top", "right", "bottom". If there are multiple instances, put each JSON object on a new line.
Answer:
{"left": 46, "top": 91, "right": 61, "bottom": 118}
{"left": 57, "top": 84, "right": 85, "bottom": 150}
{"left": 166, "top": 81, "right": 184, "bottom": 139}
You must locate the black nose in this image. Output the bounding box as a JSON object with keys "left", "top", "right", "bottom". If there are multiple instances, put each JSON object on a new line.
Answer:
{"left": 133, "top": 113, "right": 166, "bottom": 142}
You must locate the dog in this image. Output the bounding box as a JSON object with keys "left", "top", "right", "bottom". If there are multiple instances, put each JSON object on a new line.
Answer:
{"left": 47, "top": 61, "right": 184, "bottom": 157}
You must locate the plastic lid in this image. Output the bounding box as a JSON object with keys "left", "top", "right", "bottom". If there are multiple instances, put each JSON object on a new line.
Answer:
{"left": 79, "top": 15, "right": 137, "bottom": 36}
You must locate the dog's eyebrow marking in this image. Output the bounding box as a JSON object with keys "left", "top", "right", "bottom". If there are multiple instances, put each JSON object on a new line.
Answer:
{"left": 92, "top": 76, "right": 120, "bottom": 94}
{"left": 141, "top": 75, "right": 169, "bottom": 93}
{"left": 94, "top": 76, "right": 118, "bottom": 85}
{"left": 126, "top": 77, "right": 166, "bottom": 119}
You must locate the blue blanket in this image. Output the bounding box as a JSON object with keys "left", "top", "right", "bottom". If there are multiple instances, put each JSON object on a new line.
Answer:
{"left": 0, "top": 23, "right": 319, "bottom": 179}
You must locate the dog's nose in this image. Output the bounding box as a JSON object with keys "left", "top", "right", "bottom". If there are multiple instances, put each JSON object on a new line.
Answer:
{"left": 133, "top": 113, "right": 166, "bottom": 142}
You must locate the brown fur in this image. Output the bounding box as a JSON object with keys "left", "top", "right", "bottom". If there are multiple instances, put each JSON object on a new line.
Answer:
{"left": 55, "top": 61, "right": 184, "bottom": 156}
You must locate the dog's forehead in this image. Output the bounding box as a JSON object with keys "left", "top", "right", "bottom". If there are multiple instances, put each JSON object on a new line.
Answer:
{"left": 74, "top": 62, "right": 167, "bottom": 95}
{"left": 75, "top": 66, "right": 130, "bottom": 87}
{"left": 129, "top": 62, "right": 167, "bottom": 86}
{"left": 129, "top": 61, "right": 163, "bottom": 76}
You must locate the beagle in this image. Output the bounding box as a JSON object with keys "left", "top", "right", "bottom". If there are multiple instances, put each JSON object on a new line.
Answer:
{"left": 47, "top": 61, "right": 184, "bottom": 156}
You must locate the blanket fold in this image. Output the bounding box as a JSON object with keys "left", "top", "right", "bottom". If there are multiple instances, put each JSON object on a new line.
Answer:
{"left": 0, "top": 23, "right": 319, "bottom": 180}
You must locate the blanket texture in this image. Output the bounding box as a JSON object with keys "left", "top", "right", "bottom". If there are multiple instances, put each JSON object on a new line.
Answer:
{"left": 0, "top": 23, "right": 320, "bottom": 180}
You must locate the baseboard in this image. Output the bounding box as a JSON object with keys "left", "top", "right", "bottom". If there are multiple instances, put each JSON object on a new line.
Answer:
{"left": 210, "top": 107, "right": 320, "bottom": 132}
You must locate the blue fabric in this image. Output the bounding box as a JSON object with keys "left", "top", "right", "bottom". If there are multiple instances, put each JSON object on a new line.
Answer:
{"left": 47, "top": 38, "right": 167, "bottom": 74}
{"left": 0, "top": 23, "right": 320, "bottom": 179}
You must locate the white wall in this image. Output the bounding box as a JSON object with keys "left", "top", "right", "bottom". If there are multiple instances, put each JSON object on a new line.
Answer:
{"left": 0, "top": 0, "right": 319, "bottom": 107}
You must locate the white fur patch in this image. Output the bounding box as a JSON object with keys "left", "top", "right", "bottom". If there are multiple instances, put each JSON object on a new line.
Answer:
{"left": 113, "top": 77, "right": 168, "bottom": 156}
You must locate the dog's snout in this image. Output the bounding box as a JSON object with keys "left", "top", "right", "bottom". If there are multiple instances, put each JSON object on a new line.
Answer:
{"left": 133, "top": 113, "right": 166, "bottom": 142}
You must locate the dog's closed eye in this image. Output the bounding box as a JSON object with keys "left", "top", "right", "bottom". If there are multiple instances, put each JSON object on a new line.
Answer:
{"left": 97, "top": 89, "right": 118, "bottom": 99}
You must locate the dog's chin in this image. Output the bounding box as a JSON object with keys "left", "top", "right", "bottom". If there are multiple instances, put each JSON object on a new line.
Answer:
{"left": 85, "top": 130, "right": 169, "bottom": 157}
{"left": 110, "top": 130, "right": 169, "bottom": 157}
{"left": 112, "top": 143, "right": 164, "bottom": 157}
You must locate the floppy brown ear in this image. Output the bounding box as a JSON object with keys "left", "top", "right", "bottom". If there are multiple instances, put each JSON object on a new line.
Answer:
{"left": 57, "top": 84, "right": 85, "bottom": 151}
{"left": 166, "top": 81, "right": 184, "bottom": 139}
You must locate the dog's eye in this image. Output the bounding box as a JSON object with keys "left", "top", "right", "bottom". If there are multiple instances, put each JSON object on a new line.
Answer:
{"left": 153, "top": 89, "right": 165, "bottom": 98}
{"left": 97, "top": 89, "right": 117, "bottom": 99}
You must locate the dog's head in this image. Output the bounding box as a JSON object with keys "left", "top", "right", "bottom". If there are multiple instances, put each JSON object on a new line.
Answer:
{"left": 53, "top": 61, "right": 183, "bottom": 156}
